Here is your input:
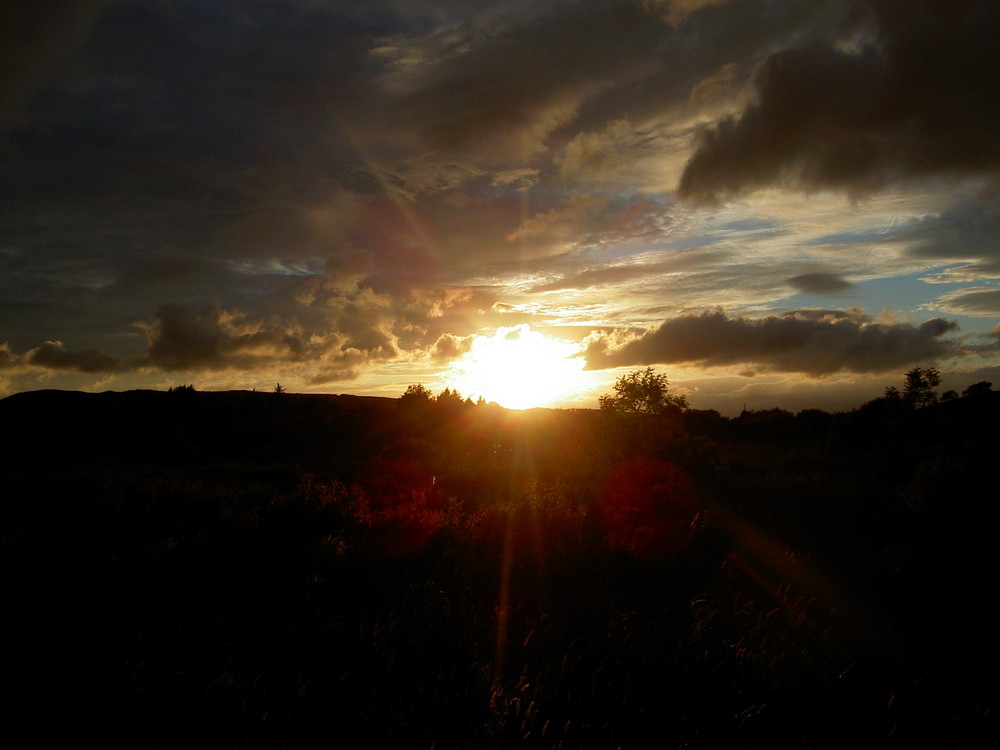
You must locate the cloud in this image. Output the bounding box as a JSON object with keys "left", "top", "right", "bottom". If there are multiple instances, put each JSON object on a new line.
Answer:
{"left": 688, "top": 62, "right": 742, "bottom": 106}
{"left": 507, "top": 194, "right": 605, "bottom": 243}
{"left": 306, "top": 331, "right": 388, "bottom": 386}
{"left": 501, "top": 195, "right": 681, "bottom": 268}
{"left": 0, "top": 0, "right": 109, "bottom": 125}
{"left": 644, "top": 0, "right": 731, "bottom": 27}
{"left": 141, "top": 304, "right": 304, "bottom": 372}
{"left": 420, "top": 286, "right": 476, "bottom": 319}
{"left": 0, "top": 343, "right": 15, "bottom": 370}
{"left": 558, "top": 119, "right": 640, "bottom": 179}
{"left": 787, "top": 273, "right": 854, "bottom": 295}
{"left": 530, "top": 249, "right": 725, "bottom": 293}
{"left": 583, "top": 308, "right": 962, "bottom": 375}
{"left": 214, "top": 192, "right": 360, "bottom": 262}
{"left": 930, "top": 288, "right": 1000, "bottom": 317}
{"left": 115, "top": 252, "right": 231, "bottom": 290}
{"left": 4, "top": 0, "right": 999, "bottom": 407}
{"left": 431, "top": 332, "right": 473, "bottom": 362}
{"left": 898, "top": 190, "right": 1000, "bottom": 278}
{"left": 679, "top": 0, "right": 1000, "bottom": 202}
{"left": 375, "top": 1, "right": 664, "bottom": 164}
{"left": 0, "top": 339, "right": 120, "bottom": 373}
{"left": 27, "top": 340, "right": 122, "bottom": 372}
{"left": 373, "top": 0, "right": 826, "bottom": 172}
{"left": 0, "top": 0, "right": 845, "bottom": 325}
{"left": 136, "top": 277, "right": 481, "bottom": 377}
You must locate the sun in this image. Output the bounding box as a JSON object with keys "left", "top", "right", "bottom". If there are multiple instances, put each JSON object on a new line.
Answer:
{"left": 445, "top": 325, "right": 591, "bottom": 409}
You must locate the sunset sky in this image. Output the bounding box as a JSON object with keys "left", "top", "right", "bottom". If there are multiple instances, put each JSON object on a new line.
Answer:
{"left": 3, "top": 0, "right": 1000, "bottom": 412}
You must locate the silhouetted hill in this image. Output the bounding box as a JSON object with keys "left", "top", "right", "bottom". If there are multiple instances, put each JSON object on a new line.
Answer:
{"left": 0, "top": 388, "right": 399, "bottom": 473}
{"left": 5, "top": 386, "right": 998, "bottom": 467}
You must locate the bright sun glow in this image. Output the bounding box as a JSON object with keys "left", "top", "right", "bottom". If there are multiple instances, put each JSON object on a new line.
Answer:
{"left": 445, "top": 325, "right": 591, "bottom": 409}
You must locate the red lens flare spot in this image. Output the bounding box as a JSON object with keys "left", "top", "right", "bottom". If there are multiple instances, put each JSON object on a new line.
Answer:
{"left": 598, "top": 457, "right": 699, "bottom": 558}
{"left": 359, "top": 455, "right": 444, "bottom": 557}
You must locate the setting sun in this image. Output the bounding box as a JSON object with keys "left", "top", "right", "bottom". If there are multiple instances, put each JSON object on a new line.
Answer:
{"left": 445, "top": 325, "right": 590, "bottom": 409}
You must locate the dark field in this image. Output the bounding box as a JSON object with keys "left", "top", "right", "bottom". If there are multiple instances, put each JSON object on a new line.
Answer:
{"left": 2, "top": 388, "right": 998, "bottom": 748}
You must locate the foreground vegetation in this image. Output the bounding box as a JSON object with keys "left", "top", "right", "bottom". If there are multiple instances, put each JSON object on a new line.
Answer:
{"left": 2, "top": 382, "right": 997, "bottom": 748}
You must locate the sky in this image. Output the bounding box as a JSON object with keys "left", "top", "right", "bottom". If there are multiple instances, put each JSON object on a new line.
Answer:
{"left": 3, "top": 0, "right": 1000, "bottom": 413}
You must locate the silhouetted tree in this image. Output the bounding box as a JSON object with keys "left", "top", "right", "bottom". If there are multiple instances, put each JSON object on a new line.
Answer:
{"left": 737, "top": 407, "right": 796, "bottom": 441}
{"left": 962, "top": 381, "right": 992, "bottom": 398}
{"left": 435, "top": 387, "right": 463, "bottom": 404}
{"left": 400, "top": 383, "right": 433, "bottom": 404}
{"left": 435, "top": 387, "right": 468, "bottom": 416}
{"left": 681, "top": 408, "right": 729, "bottom": 440}
{"left": 274, "top": 382, "right": 286, "bottom": 394}
{"left": 795, "top": 408, "right": 833, "bottom": 439}
{"left": 902, "top": 366, "right": 940, "bottom": 408}
{"left": 397, "top": 384, "right": 435, "bottom": 432}
{"left": 599, "top": 367, "right": 688, "bottom": 414}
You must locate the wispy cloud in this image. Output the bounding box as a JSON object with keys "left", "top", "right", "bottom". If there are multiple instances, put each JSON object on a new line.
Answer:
{"left": 929, "top": 288, "right": 1000, "bottom": 317}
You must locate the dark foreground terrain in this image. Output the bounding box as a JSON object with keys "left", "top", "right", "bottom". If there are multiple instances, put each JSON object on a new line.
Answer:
{"left": 2, "top": 387, "right": 998, "bottom": 748}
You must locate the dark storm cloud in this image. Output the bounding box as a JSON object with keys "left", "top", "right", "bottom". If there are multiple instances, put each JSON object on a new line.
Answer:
{"left": 386, "top": 0, "right": 665, "bottom": 160}
{"left": 787, "top": 273, "right": 854, "bottom": 295}
{"left": 143, "top": 304, "right": 303, "bottom": 372}
{"left": 0, "top": 340, "right": 121, "bottom": 373}
{"left": 115, "top": 253, "right": 230, "bottom": 289}
{"left": 0, "top": 0, "right": 386, "bottom": 257}
{"left": 139, "top": 275, "right": 439, "bottom": 375}
{"left": 27, "top": 340, "right": 121, "bottom": 372}
{"left": 679, "top": 0, "right": 1000, "bottom": 202}
{"left": 0, "top": 1, "right": 109, "bottom": 124}
{"left": 0, "top": 0, "right": 836, "bottom": 309}
{"left": 584, "top": 309, "right": 961, "bottom": 375}
{"left": 381, "top": 0, "right": 840, "bottom": 168}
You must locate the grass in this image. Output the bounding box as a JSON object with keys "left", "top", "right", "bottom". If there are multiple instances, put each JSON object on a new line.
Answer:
{"left": 2, "top": 389, "right": 997, "bottom": 747}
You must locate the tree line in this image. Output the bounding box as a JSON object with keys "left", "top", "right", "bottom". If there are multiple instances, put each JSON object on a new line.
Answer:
{"left": 400, "top": 365, "right": 993, "bottom": 416}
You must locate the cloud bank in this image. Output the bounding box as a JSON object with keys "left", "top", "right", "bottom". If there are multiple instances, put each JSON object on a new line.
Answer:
{"left": 679, "top": 0, "right": 1000, "bottom": 202}
{"left": 0, "top": 340, "right": 121, "bottom": 373}
{"left": 584, "top": 309, "right": 962, "bottom": 375}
